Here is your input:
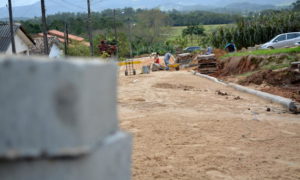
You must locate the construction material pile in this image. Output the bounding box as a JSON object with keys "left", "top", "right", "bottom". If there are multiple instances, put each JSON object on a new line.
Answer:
{"left": 195, "top": 54, "right": 218, "bottom": 74}
{"left": 176, "top": 53, "right": 194, "bottom": 64}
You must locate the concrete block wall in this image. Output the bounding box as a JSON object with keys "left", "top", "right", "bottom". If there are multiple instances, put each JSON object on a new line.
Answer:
{"left": 0, "top": 132, "right": 132, "bottom": 180}
{"left": 0, "top": 56, "right": 132, "bottom": 180}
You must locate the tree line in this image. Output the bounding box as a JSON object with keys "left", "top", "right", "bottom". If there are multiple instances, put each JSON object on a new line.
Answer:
{"left": 210, "top": 2, "right": 300, "bottom": 49}
{"left": 18, "top": 8, "right": 239, "bottom": 57}
{"left": 20, "top": 8, "right": 239, "bottom": 35}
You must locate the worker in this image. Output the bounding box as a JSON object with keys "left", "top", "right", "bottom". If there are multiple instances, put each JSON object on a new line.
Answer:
{"left": 164, "top": 52, "right": 174, "bottom": 71}
{"left": 225, "top": 43, "right": 236, "bottom": 53}
{"left": 151, "top": 53, "right": 164, "bottom": 71}
{"left": 206, "top": 47, "right": 213, "bottom": 55}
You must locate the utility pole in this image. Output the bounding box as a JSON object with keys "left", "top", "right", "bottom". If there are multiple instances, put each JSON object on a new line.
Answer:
{"left": 64, "top": 23, "right": 69, "bottom": 56}
{"left": 87, "top": 0, "right": 94, "bottom": 56}
{"left": 127, "top": 18, "right": 133, "bottom": 58}
{"left": 8, "top": 0, "right": 16, "bottom": 54}
{"left": 113, "top": 9, "right": 118, "bottom": 58}
{"left": 41, "top": 0, "right": 49, "bottom": 55}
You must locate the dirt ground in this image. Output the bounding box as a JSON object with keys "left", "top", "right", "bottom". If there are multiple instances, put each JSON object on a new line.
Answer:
{"left": 118, "top": 71, "right": 300, "bottom": 180}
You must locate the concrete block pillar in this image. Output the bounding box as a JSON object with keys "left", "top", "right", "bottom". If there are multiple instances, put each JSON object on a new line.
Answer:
{"left": 0, "top": 56, "right": 132, "bottom": 180}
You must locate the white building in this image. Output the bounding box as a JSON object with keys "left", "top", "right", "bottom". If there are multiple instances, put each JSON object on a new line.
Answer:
{"left": 0, "top": 24, "right": 35, "bottom": 55}
{"left": 30, "top": 36, "right": 64, "bottom": 58}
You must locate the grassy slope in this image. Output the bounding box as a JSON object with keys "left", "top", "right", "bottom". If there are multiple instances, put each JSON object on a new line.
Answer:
{"left": 224, "top": 46, "right": 300, "bottom": 75}
{"left": 222, "top": 46, "right": 300, "bottom": 58}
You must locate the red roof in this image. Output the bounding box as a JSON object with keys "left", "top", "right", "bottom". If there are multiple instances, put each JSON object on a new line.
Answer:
{"left": 48, "top": 30, "right": 84, "bottom": 41}
{"left": 37, "top": 33, "right": 52, "bottom": 38}
{"left": 36, "top": 30, "right": 89, "bottom": 46}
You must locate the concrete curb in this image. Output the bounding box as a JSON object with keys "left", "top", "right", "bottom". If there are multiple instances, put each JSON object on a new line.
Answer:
{"left": 192, "top": 71, "right": 227, "bottom": 86}
{"left": 228, "top": 83, "right": 299, "bottom": 113}
{"left": 191, "top": 71, "right": 300, "bottom": 113}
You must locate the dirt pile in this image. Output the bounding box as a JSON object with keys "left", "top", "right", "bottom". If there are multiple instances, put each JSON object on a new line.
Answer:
{"left": 240, "top": 69, "right": 300, "bottom": 86}
{"left": 215, "top": 53, "right": 300, "bottom": 102}
{"left": 218, "top": 56, "right": 261, "bottom": 76}
{"left": 260, "top": 86, "right": 300, "bottom": 103}
{"left": 239, "top": 69, "right": 300, "bottom": 102}
{"left": 218, "top": 54, "right": 292, "bottom": 76}
{"left": 213, "top": 49, "right": 227, "bottom": 58}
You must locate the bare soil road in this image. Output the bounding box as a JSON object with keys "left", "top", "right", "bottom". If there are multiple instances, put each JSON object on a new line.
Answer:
{"left": 118, "top": 71, "right": 300, "bottom": 180}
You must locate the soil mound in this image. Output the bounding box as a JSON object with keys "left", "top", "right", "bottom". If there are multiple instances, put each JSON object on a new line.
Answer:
{"left": 213, "top": 49, "right": 227, "bottom": 58}
{"left": 239, "top": 69, "right": 300, "bottom": 102}
{"left": 240, "top": 69, "right": 300, "bottom": 86}
{"left": 218, "top": 55, "right": 261, "bottom": 76}
{"left": 218, "top": 54, "right": 291, "bottom": 76}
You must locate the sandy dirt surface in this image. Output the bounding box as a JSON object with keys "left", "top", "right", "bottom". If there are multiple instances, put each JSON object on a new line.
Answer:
{"left": 118, "top": 71, "right": 300, "bottom": 180}
{"left": 119, "top": 56, "right": 176, "bottom": 74}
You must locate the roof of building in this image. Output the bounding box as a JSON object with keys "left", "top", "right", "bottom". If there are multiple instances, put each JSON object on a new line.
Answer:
{"left": 0, "top": 23, "right": 35, "bottom": 52}
{"left": 0, "top": 24, "right": 17, "bottom": 52}
{"left": 48, "top": 30, "right": 85, "bottom": 41}
{"left": 36, "top": 30, "right": 89, "bottom": 46}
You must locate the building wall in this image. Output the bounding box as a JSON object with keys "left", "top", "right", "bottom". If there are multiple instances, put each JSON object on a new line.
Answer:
{"left": 6, "top": 29, "right": 31, "bottom": 55}
{"left": 49, "top": 44, "right": 63, "bottom": 58}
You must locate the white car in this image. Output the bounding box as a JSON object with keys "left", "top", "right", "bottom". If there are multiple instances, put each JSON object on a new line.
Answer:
{"left": 260, "top": 32, "right": 300, "bottom": 49}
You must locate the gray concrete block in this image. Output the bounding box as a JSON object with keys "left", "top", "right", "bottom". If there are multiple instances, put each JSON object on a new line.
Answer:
{"left": 0, "top": 131, "right": 132, "bottom": 180}
{"left": 0, "top": 56, "right": 119, "bottom": 158}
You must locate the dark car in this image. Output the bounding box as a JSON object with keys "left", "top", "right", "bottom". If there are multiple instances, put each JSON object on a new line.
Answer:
{"left": 183, "top": 46, "right": 201, "bottom": 52}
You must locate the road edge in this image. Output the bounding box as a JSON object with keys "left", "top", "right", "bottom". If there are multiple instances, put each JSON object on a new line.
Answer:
{"left": 191, "top": 71, "right": 300, "bottom": 114}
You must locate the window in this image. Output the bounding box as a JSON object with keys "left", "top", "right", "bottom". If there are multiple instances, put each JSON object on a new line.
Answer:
{"left": 287, "top": 33, "right": 300, "bottom": 40}
{"left": 274, "top": 35, "right": 286, "bottom": 42}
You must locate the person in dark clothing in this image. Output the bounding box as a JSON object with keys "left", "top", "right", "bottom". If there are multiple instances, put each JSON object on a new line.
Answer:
{"left": 225, "top": 43, "right": 236, "bottom": 53}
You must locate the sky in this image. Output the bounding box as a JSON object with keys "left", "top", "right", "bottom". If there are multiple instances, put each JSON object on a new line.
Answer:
{"left": 0, "top": 0, "right": 295, "bottom": 8}
{"left": 0, "top": 0, "right": 39, "bottom": 7}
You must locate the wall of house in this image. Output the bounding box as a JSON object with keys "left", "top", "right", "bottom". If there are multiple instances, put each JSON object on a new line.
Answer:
{"left": 49, "top": 44, "right": 63, "bottom": 58}
{"left": 6, "top": 29, "right": 30, "bottom": 55}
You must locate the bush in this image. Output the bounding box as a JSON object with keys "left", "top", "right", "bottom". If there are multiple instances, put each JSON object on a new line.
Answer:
{"left": 68, "top": 42, "right": 90, "bottom": 57}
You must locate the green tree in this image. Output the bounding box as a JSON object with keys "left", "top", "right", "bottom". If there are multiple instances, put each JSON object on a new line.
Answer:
{"left": 134, "top": 9, "right": 170, "bottom": 45}
{"left": 182, "top": 25, "right": 205, "bottom": 44}
{"left": 293, "top": 0, "right": 300, "bottom": 11}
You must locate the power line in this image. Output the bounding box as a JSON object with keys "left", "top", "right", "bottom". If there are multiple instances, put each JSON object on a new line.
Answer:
{"left": 92, "top": 0, "right": 105, "bottom": 6}
{"left": 62, "top": 0, "right": 86, "bottom": 10}
{"left": 13, "top": 4, "right": 36, "bottom": 18}
{"left": 52, "top": 0, "right": 84, "bottom": 11}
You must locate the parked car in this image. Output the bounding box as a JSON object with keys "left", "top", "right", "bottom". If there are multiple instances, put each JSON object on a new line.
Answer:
{"left": 183, "top": 46, "right": 201, "bottom": 52}
{"left": 260, "top": 32, "right": 300, "bottom": 49}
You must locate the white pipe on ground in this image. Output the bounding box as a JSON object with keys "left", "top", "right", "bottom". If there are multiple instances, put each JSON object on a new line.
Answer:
{"left": 191, "top": 71, "right": 300, "bottom": 113}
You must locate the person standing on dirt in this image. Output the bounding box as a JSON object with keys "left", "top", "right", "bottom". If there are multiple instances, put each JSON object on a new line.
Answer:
{"left": 164, "top": 52, "right": 174, "bottom": 70}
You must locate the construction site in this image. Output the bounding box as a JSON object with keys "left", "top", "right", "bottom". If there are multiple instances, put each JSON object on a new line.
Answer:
{"left": 0, "top": 48, "right": 300, "bottom": 180}
{"left": 118, "top": 51, "right": 300, "bottom": 179}
{"left": 1, "top": 0, "right": 300, "bottom": 179}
